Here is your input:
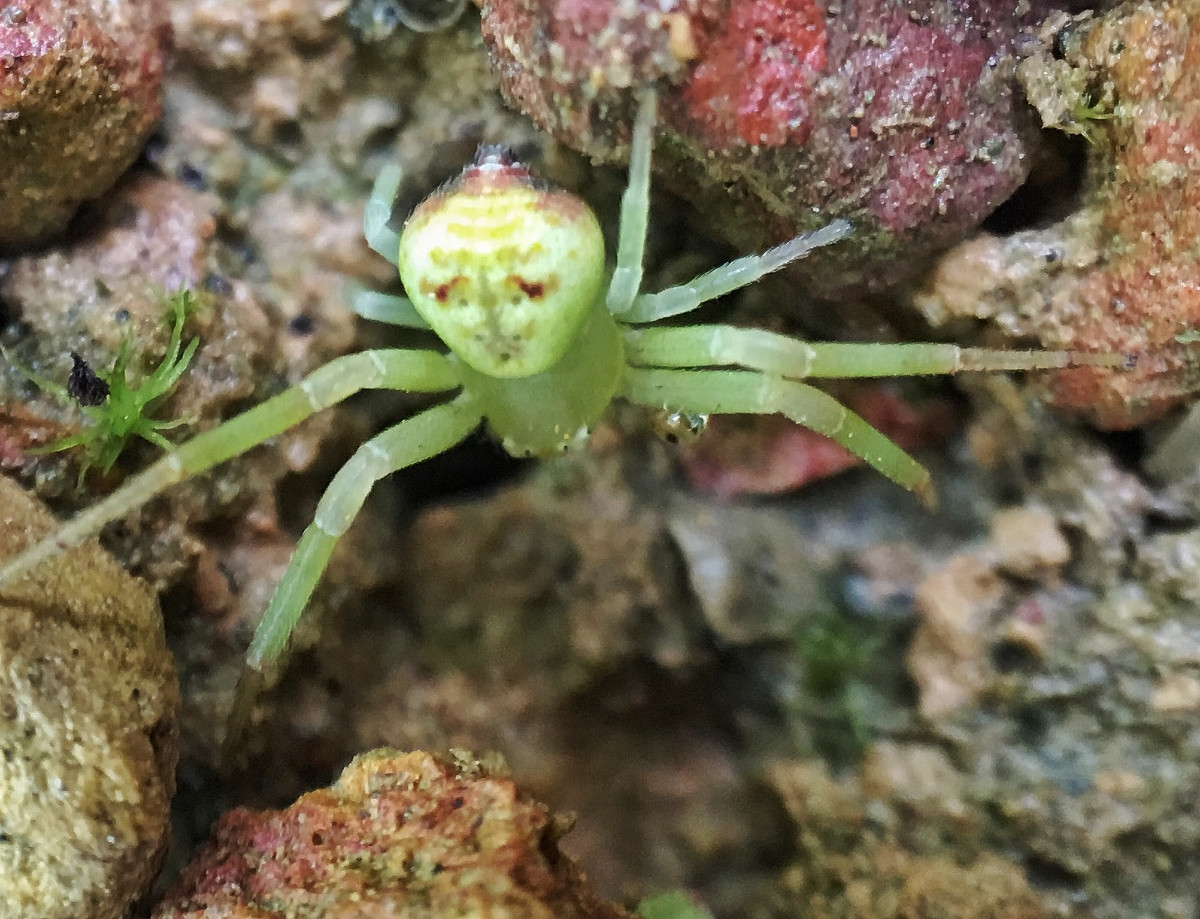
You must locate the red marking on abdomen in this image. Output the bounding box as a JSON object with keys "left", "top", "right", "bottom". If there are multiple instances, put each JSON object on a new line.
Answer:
{"left": 421, "top": 275, "right": 467, "bottom": 304}
{"left": 510, "top": 276, "right": 545, "bottom": 299}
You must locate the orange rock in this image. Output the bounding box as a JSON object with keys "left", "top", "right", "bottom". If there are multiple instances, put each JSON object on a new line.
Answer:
{"left": 152, "top": 749, "right": 632, "bottom": 919}
{"left": 917, "top": 1, "right": 1200, "bottom": 427}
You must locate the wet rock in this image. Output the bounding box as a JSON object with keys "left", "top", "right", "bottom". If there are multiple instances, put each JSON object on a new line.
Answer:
{"left": 0, "top": 475, "right": 179, "bottom": 919}
{"left": 481, "top": 0, "right": 1052, "bottom": 297}
{"left": 915, "top": 0, "right": 1200, "bottom": 428}
{"left": 151, "top": 748, "right": 632, "bottom": 919}
{"left": 0, "top": 0, "right": 171, "bottom": 251}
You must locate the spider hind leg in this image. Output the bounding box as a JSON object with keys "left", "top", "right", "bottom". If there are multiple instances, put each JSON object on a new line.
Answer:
{"left": 621, "top": 366, "right": 937, "bottom": 507}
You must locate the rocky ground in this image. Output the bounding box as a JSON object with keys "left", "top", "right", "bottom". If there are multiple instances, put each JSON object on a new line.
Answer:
{"left": 2, "top": 0, "right": 1200, "bottom": 917}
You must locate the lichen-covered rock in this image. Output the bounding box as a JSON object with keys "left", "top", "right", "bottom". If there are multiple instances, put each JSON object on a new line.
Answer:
{"left": 151, "top": 748, "right": 632, "bottom": 919}
{"left": 915, "top": 0, "right": 1200, "bottom": 428}
{"left": 481, "top": 0, "right": 1052, "bottom": 296}
{"left": 0, "top": 0, "right": 171, "bottom": 251}
{"left": 769, "top": 758, "right": 1047, "bottom": 919}
{"left": 906, "top": 504, "right": 1073, "bottom": 720}
{"left": 0, "top": 475, "right": 179, "bottom": 919}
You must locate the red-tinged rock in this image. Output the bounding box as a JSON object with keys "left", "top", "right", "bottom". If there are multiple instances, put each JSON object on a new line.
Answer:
{"left": 0, "top": 0, "right": 171, "bottom": 252}
{"left": 481, "top": 0, "right": 1052, "bottom": 296}
{"left": 681, "top": 0, "right": 827, "bottom": 149}
{"left": 680, "top": 384, "right": 958, "bottom": 498}
{"left": 151, "top": 749, "right": 633, "bottom": 919}
{"left": 917, "top": 1, "right": 1200, "bottom": 428}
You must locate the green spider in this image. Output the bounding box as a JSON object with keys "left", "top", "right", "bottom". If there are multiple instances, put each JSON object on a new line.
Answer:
{"left": 0, "top": 88, "right": 1118, "bottom": 686}
{"left": 1, "top": 290, "right": 198, "bottom": 486}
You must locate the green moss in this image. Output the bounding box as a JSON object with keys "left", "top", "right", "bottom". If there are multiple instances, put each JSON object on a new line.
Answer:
{"left": 1068, "top": 91, "right": 1115, "bottom": 143}
{"left": 4, "top": 290, "right": 199, "bottom": 484}
{"left": 637, "top": 891, "right": 714, "bottom": 919}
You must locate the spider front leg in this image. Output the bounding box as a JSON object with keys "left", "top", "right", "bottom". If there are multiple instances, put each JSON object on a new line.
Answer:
{"left": 599, "top": 88, "right": 853, "bottom": 324}
{"left": 622, "top": 366, "right": 939, "bottom": 505}
{"left": 622, "top": 327, "right": 1122, "bottom": 504}
{"left": 623, "top": 326, "right": 1126, "bottom": 378}
{"left": 605, "top": 87, "right": 658, "bottom": 316}
{"left": 0, "top": 349, "right": 460, "bottom": 587}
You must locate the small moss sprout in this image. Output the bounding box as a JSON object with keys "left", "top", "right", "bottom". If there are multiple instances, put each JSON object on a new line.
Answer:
{"left": 2, "top": 289, "right": 199, "bottom": 483}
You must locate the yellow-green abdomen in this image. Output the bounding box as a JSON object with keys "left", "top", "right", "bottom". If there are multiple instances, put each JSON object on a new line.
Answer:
{"left": 398, "top": 150, "right": 607, "bottom": 379}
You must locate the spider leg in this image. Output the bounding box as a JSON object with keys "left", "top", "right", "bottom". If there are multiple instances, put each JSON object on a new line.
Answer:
{"left": 364, "top": 163, "right": 404, "bottom": 264}
{"left": 620, "top": 221, "right": 853, "bottom": 324}
{"left": 605, "top": 87, "right": 657, "bottom": 317}
{"left": 224, "top": 392, "right": 482, "bottom": 765}
{"left": 242, "top": 392, "right": 481, "bottom": 671}
{"left": 357, "top": 162, "right": 431, "bottom": 329}
{"left": 621, "top": 366, "right": 937, "bottom": 506}
{"left": 0, "top": 349, "right": 459, "bottom": 587}
{"left": 624, "top": 325, "right": 1125, "bottom": 376}
{"left": 349, "top": 286, "right": 431, "bottom": 330}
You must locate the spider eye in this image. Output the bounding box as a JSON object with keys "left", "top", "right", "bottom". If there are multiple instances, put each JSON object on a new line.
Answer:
{"left": 472, "top": 144, "right": 516, "bottom": 168}
{"left": 397, "top": 158, "right": 606, "bottom": 378}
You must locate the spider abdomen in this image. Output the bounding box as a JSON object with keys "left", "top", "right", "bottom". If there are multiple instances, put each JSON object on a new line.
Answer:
{"left": 398, "top": 151, "right": 606, "bottom": 378}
